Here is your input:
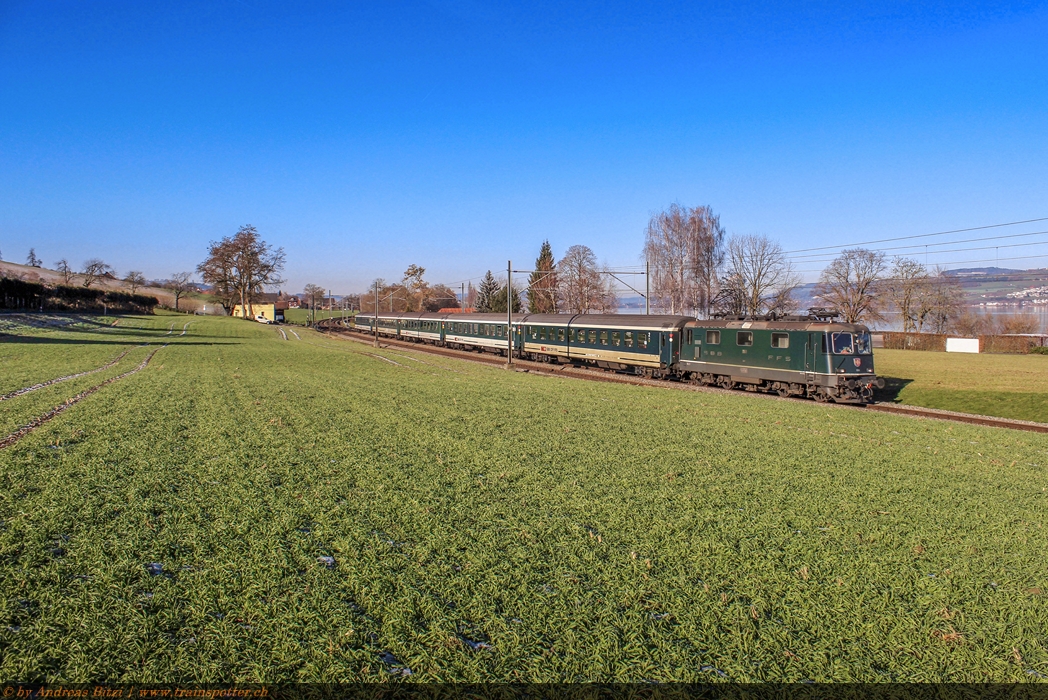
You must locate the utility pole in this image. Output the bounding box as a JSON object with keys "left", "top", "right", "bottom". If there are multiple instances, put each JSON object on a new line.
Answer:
{"left": 461, "top": 282, "right": 465, "bottom": 311}
{"left": 373, "top": 279, "right": 379, "bottom": 347}
{"left": 507, "top": 260, "right": 513, "bottom": 365}
{"left": 645, "top": 260, "right": 650, "bottom": 315}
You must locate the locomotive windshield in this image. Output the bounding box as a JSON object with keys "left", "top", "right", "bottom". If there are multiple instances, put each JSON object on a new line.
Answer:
{"left": 831, "top": 332, "right": 854, "bottom": 354}
{"left": 830, "top": 331, "right": 873, "bottom": 354}
{"left": 854, "top": 332, "right": 872, "bottom": 354}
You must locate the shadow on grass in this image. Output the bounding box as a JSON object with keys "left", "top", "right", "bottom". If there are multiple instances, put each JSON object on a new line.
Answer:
{"left": 874, "top": 376, "right": 914, "bottom": 403}
{"left": 0, "top": 336, "right": 232, "bottom": 346}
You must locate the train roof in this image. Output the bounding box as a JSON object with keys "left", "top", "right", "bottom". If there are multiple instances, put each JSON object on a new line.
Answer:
{"left": 355, "top": 311, "right": 866, "bottom": 333}
{"left": 686, "top": 318, "right": 871, "bottom": 332}
{"left": 530, "top": 314, "right": 693, "bottom": 330}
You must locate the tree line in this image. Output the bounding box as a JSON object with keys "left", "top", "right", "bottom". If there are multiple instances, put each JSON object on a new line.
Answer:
{"left": 642, "top": 203, "right": 1042, "bottom": 334}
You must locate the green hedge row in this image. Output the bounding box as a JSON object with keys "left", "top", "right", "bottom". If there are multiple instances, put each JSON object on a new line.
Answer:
{"left": 0, "top": 278, "right": 158, "bottom": 314}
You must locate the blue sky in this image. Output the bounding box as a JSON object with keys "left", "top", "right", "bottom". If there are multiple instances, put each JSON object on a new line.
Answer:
{"left": 1, "top": 1, "right": 1046, "bottom": 293}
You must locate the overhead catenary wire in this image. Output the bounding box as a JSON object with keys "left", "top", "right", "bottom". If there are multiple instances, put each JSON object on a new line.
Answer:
{"left": 784, "top": 216, "right": 1048, "bottom": 254}
{"left": 786, "top": 229, "right": 1048, "bottom": 262}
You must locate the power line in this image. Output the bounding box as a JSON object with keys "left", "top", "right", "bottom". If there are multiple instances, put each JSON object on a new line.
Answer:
{"left": 786, "top": 229, "right": 1048, "bottom": 262}
{"left": 787, "top": 239, "right": 1048, "bottom": 269}
{"left": 792, "top": 253, "right": 1048, "bottom": 275}
{"left": 784, "top": 216, "right": 1048, "bottom": 254}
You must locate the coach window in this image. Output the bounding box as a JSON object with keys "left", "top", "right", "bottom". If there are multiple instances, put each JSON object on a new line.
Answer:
{"left": 612, "top": 331, "right": 621, "bottom": 346}
{"left": 737, "top": 331, "right": 753, "bottom": 346}
{"left": 638, "top": 332, "right": 648, "bottom": 349}
{"left": 599, "top": 330, "right": 608, "bottom": 345}
{"left": 624, "top": 331, "right": 633, "bottom": 347}
{"left": 706, "top": 330, "right": 720, "bottom": 345}
{"left": 539, "top": 327, "right": 547, "bottom": 340}
{"left": 771, "top": 332, "right": 789, "bottom": 349}
{"left": 558, "top": 328, "right": 565, "bottom": 342}
{"left": 586, "top": 330, "right": 596, "bottom": 344}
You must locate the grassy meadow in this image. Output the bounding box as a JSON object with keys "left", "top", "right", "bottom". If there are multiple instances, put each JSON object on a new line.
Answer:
{"left": 283, "top": 308, "right": 354, "bottom": 325}
{"left": 874, "top": 348, "right": 1048, "bottom": 423}
{"left": 1, "top": 312, "right": 1047, "bottom": 682}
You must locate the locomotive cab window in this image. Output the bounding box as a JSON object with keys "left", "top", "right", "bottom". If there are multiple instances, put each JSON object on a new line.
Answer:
{"left": 831, "top": 332, "right": 854, "bottom": 354}
{"left": 706, "top": 330, "right": 720, "bottom": 345}
{"left": 771, "top": 333, "right": 789, "bottom": 349}
{"left": 737, "top": 331, "right": 753, "bottom": 346}
{"left": 855, "top": 332, "right": 872, "bottom": 354}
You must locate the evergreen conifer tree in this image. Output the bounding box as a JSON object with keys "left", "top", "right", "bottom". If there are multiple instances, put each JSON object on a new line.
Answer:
{"left": 477, "top": 270, "right": 499, "bottom": 312}
{"left": 528, "top": 240, "right": 557, "bottom": 312}
{"left": 490, "top": 284, "right": 522, "bottom": 313}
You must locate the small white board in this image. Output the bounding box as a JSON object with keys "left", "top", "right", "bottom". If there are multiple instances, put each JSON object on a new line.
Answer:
{"left": 946, "top": 337, "right": 980, "bottom": 353}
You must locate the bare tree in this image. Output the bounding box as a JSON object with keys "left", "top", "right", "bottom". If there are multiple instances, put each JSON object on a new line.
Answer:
{"left": 925, "top": 268, "right": 962, "bottom": 334}
{"left": 197, "top": 225, "right": 285, "bottom": 317}
{"left": 169, "top": 272, "right": 193, "bottom": 311}
{"left": 303, "top": 283, "right": 326, "bottom": 323}
{"left": 124, "top": 270, "right": 146, "bottom": 294}
{"left": 557, "top": 245, "right": 604, "bottom": 313}
{"left": 644, "top": 203, "right": 725, "bottom": 316}
{"left": 813, "top": 248, "right": 887, "bottom": 324}
{"left": 81, "top": 259, "right": 114, "bottom": 288}
{"left": 718, "top": 235, "right": 798, "bottom": 316}
{"left": 401, "top": 264, "right": 430, "bottom": 312}
{"left": 598, "top": 267, "right": 619, "bottom": 313}
{"left": 689, "top": 206, "right": 726, "bottom": 318}
{"left": 425, "top": 284, "right": 459, "bottom": 312}
{"left": 55, "top": 259, "right": 75, "bottom": 285}
{"left": 884, "top": 257, "right": 930, "bottom": 333}
{"left": 997, "top": 314, "right": 1042, "bottom": 335}
{"left": 26, "top": 249, "right": 42, "bottom": 268}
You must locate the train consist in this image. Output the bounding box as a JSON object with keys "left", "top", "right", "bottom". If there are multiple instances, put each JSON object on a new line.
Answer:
{"left": 350, "top": 310, "right": 884, "bottom": 403}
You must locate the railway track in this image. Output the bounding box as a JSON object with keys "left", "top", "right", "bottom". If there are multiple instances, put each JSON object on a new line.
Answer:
{"left": 315, "top": 320, "right": 1048, "bottom": 434}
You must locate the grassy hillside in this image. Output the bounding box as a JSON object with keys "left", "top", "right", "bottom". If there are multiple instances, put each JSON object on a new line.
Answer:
{"left": 874, "top": 348, "right": 1048, "bottom": 422}
{"left": 1, "top": 313, "right": 1047, "bottom": 682}
{"left": 283, "top": 308, "right": 353, "bottom": 325}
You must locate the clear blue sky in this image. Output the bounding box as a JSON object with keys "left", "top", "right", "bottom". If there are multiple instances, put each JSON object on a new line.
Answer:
{"left": 2, "top": 1, "right": 1046, "bottom": 293}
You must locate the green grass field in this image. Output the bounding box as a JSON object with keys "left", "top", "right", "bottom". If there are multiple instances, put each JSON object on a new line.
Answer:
{"left": 283, "top": 308, "right": 354, "bottom": 325}
{"left": 874, "top": 348, "right": 1048, "bottom": 423}
{"left": 2, "top": 312, "right": 1047, "bottom": 682}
